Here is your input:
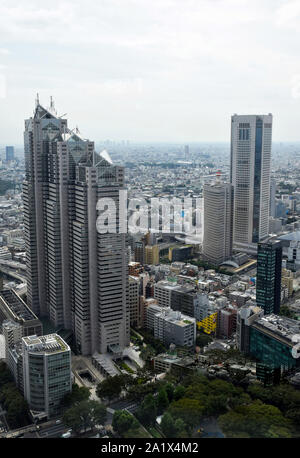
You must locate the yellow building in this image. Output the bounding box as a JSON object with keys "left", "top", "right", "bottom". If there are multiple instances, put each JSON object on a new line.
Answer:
{"left": 197, "top": 312, "right": 218, "bottom": 335}
{"left": 145, "top": 245, "right": 160, "bottom": 265}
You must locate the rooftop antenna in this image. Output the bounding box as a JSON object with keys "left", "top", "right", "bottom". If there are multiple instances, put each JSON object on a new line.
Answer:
{"left": 35, "top": 93, "right": 40, "bottom": 107}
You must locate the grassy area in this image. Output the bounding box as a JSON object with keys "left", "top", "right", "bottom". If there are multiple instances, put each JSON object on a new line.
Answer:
{"left": 148, "top": 426, "right": 163, "bottom": 438}
{"left": 119, "top": 362, "right": 135, "bottom": 374}
{"left": 123, "top": 426, "right": 152, "bottom": 438}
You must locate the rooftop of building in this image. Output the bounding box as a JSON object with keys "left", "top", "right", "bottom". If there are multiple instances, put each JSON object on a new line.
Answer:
{"left": 22, "top": 333, "right": 69, "bottom": 354}
{"left": 0, "top": 289, "right": 39, "bottom": 323}
{"left": 155, "top": 308, "right": 195, "bottom": 327}
{"left": 279, "top": 231, "right": 300, "bottom": 242}
{"left": 252, "top": 314, "right": 300, "bottom": 346}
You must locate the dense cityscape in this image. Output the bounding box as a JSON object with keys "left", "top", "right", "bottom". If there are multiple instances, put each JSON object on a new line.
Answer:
{"left": 0, "top": 102, "right": 300, "bottom": 441}
{"left": 1, "top": 0, "right": 300, "bottom": 448}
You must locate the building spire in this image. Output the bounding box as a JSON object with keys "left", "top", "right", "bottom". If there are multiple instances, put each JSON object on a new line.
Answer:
{"left": 35, "top": 93, "right": 40, "bottom": 107}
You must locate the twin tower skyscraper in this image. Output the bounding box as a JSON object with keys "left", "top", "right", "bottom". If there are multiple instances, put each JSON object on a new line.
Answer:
{"left": 203, "top": 114, "right": 273, "bottom": 265}
{"left": 23, "top": 99, "right": 130, "bottom": 356}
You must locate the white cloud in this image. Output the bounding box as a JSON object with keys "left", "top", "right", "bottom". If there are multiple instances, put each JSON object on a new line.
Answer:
{"left": 0, "top": 0, "right": 300, "bottom": 142}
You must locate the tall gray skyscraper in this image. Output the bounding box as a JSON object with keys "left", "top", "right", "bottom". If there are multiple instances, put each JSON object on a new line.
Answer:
{"left": 230, "top": 114, "right": 272, "bottom": 249}
{"left": 5, "top": 146, "right": 14, "bottom": 162}
{"left": 23, "top": 98, "right": 129, "bottom": 356}
{"left": 203, "top": 175, "right": 233, "bottom": 265}
{"left": 270, "top": 179, "right": 276, "bottom": 218}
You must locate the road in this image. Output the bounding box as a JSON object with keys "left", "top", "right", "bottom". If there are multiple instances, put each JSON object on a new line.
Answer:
{"left": 37, "top": 423, "right": 68, "bottom": 438}
{"left": 109, "top": 399, "right": 139, "bottom": 415}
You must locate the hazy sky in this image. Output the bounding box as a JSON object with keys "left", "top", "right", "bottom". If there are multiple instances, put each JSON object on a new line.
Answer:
{"left": 0, "top": 0, "right": 300, "bottom": 144}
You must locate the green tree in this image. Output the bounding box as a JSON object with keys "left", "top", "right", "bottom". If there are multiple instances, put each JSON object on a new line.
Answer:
{"left": 168, "top": 398, "right": 204, "bottom": 430}
{"left": 96, "top": 376, "right": 122, "bottom": 400}
{"left": 0, "top": 362, "right": 13, "bottom": 385}
{"left": 173, "top": 385, "right": 185, "bottom": 401}
{"left": 137, "top": 394, "right": 157, "bottom": 426}
{"left": 112, "top": 410, "right": 139, "bottom": 435}
{"left": 174, "top": 418, "right": 188, "bottom": 438}
{"left": 219, "top": 400, "right": 292, "bottom": 438}
{"left": 140, "top": 345, "right": 156, "bottom": 361}
{"left": 196, "top": 332, "right": 213, "bottom": 348}
{"left": 157, "top": 389, "right": 169, "bottom": 414}
{"left": 165, "top": 383, "right": 174, "bottom": 402}
{"left": 160, "top": 412, "right": 177, "bottom": 437}
{"left": 62, "top": 384, "right": 90, "bottom": 408}
{"left": 63, "top": 400, "right": 107, "bottom": 433}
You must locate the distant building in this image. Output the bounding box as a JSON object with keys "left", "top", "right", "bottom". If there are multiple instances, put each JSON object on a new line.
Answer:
{"left": 171, "top": 284, "right": 198, "bottom": 317}
{"left": 281, "top": 268, "right": 293, "bottom": 298}
{"left": 217, "top": 307, "right": 237, "bottom": 338}
{"left": 275, "top": 199, "right": 287, "bottom": 219}
{"left": 154, "top": 280, "right": 180, "bottom": 308}
{"left": 22, "top": 334, "right": 72, "bottom": 419}
{"left": 5, "top": 146, "right": 14, "bottom": 162}
{"left": 145, "top": 245, "right": 160, "bottom": 265}
{"left": 230, "top": 114, "right": 272, "bottom": 248}
{"left": 203, "top": 179, "right": 233, "bottom": 265}
{"left": 269, "top": 217, "right": 282, "bottom": 234}
{"left": 128, "top": 275, "right": 140, "bottom": 327}
{"left": 256, "top": 240, "right": 282, "bottom": 315}
{"left": 128, "top": 262, "right": 143, "bottom": 277}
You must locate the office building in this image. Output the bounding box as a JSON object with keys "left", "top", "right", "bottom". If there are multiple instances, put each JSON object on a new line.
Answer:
{"left": 237, "top": 304, "right": 264, "bottom": 354}
{"left": 203, "top": 178, "right": 233, "bottom": 265}
{"left": 256, "top": 240, "right": 282, "bottom": 315}
{"left": 145, "top": 244, "right": 160, "bottom": 265}
{"left": 22, "top": 333, "right": 72, "bottom": 419}
{"left": 5, "top": 146, "right": 14, "bottom": 162}
{"left": 145, "top": 303, "right": 164, "bottom": 331}
{"left": 270, "top": 179, "right": 276, "bottom": 218}
{"left": 140, "top": 296, "right": 159, "bottom": 328}
{"left": 128, "top": 275, "right": 140, "bottom": 327}
{"left": 230, "top": 114, "right": 272, "bottom": 248}
{"left": 217, "top": 307, "right": 237, "bottom": 338}
{"left": 170, "top": 284, "right": 197, "bottom": 317}
{"left": 249, "top": 314, "right": 300, "bottom": 383}
{"left": 153, "top": 308, "right": 196, "bottom": 348}
{"left": 154, "top": 280, "right": 180, "bottom": 308}
{"left": 23, "top": 98, "right": 129, "bottom": 356}
{"left": 2, "top": 320, "right": 22, "bottom": 359}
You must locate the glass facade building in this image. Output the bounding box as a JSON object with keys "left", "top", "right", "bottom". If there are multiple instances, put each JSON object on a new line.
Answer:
{"left": 22, "top": 334, "right": 71, "bottom": 418}
{"left": 256, "top": 240, "right": 282, "bottom": 315}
